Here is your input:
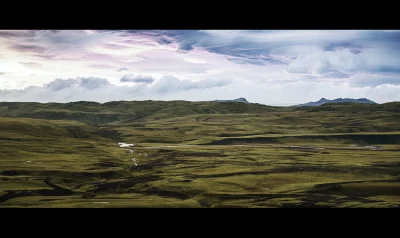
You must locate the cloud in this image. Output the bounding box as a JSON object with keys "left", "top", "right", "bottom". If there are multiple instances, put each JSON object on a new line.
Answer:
{"left": 151, "top": 76, "right": 231, "bottom": 94}
{"left": 178, "top": 42, "right": 194, "bottom": 51}
{"left": 1, "top": 76, "right": 399, "bottom": 105}
{"left": 348, "top": 74, "right": 400, "bottom": 87}
{"left": 115, "top": 30, "right": 400, "bottom": 72}
{"left": 286, "top": 49, "right": 400, "bottom": 75}
{"left": 129, "top": 30, "right": 352, "bottom": 64}
{"left": 326, "top": 44, "right": 364, "bottom": 55}
{"left": 45, "top": 77, "right": 111, "bottom": 91}
{"left": 300, "top": 75, "right": 319, "bottom": 80}
{"left": 103, "top": 44, "right": 128, "bottom": 49}
{"left": 2, "top": 30, "right": 400, "bottom": 105}
{"left": 2, "top": 30, "right": 118, "bottom": 62}
{"left": 120, "top": 75, "right": 154, "bottom": 84}
{"left": 0, "top": 77, "right": 232, "bottom": 103}
{"left": 320, "top": 70, "right": 350, "bottom": 79}
{"left": 87, "top": 64, "right": 114, "bottom": 69}
{"left": 0, "top": 30, "right": 37, "bottom": 38}
{"left": 19, "top": 62, "right": 42, "bottom": 69}
{"left": 10, "top": 43, "right": 47, "bottom": 53}
{"left": 158, "top": 38, "right": 173, "bottom": 45}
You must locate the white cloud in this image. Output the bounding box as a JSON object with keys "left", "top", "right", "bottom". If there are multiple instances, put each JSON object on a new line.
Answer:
{"left": 1, "top": 30, "right": 400, "bottom": 104}
{"left": 348, "top": 73, "right": 400, "bottom": 87}
{"left": 0, "top": 77, "right": 232, "bottom": 103}
{"left": 287, "top": 48, "right": 400, "bottom": 75}
{"left": 1, "top": 76, "right": 399, "bottom": 106}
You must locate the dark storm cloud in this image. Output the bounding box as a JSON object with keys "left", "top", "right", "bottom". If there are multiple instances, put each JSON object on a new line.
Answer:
{"left": 118, "top": 30, "right": 400, "bottom": 75}
{"left": 158, "top": 38, "right": 173, "bottom": 44}
{"left": 178, "top": 42, "right": 194, "bottom": 51}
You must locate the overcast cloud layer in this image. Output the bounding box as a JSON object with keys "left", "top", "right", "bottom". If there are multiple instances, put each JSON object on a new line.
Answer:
{"left": 0, "top": 30, "right": 399, "bottom": 105}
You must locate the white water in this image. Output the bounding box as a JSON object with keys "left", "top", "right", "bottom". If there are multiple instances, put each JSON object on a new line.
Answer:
{"left": 118, "top": 142, "right": 135, "bottom": 148}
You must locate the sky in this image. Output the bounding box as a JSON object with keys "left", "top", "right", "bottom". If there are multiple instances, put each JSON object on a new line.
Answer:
{"left": 0, "top": 30, "right": 399, "bottom": 105}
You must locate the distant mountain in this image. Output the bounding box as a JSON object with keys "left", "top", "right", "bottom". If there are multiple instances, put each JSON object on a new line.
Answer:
{"left": 215, "top": 97, "right": 249, "bottom": 103}
{"left": 295, "top": 98, "right": 377, "bottom": 107}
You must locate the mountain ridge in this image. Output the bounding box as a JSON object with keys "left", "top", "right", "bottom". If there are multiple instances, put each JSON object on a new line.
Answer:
{"left": 295, "top": 98, "right": 377, "bottom": 107}
{"left": 214, "top": 97, "right": 249, "bottom": 103}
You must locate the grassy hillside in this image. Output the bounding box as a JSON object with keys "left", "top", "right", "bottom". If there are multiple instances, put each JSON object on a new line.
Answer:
{"left": 0, "top": 100, "right": 400, "bottom": 207}
{"left": 0, "top": 101, "right": 282, "bottom": 124}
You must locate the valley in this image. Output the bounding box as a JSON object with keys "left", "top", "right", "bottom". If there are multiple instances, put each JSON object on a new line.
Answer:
{"left": 0, "top": 100, "right": 400, "bottom": 207}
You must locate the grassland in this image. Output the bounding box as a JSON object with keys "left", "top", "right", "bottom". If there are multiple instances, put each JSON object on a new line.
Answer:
{"left": 0, "top": 101, "right": 399, "bottom": 207}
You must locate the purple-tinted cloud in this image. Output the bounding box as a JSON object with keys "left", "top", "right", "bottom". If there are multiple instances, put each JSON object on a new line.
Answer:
{"left": 87, "top": 64, "right": 114, "bottom": 69}
{"left": 2, "top": 30, "right": 400, "bottom": 104}
{"left": 10, "top": 43, "right": 46, "bottom": 53}
{"left": 103, "top": 43, "right": 128, "bottom": 49}
{"left": 0, "top": 30, "right": 37, "bottom": 38}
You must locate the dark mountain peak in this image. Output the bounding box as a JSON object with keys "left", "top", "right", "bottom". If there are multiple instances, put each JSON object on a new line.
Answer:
{"left": 215, "top": 97, "right": 249, "bottom": 103}
{"left": 295, "top": 97, "right": 376, "bottom": 107}
{"left": 235, "top": 97, "right": 249, "bottom": 103}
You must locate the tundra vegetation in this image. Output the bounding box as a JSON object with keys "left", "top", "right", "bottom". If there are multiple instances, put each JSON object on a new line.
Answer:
{"left": 0, "top": 100, "right": 399, "bottom": 208}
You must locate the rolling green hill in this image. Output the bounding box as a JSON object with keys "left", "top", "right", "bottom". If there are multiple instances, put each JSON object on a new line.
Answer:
{"left": 1, "top": 100, "right": 400, "bottom": 208}
{"left": 0, "top": 100, "right": 282, "bottom": 124}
